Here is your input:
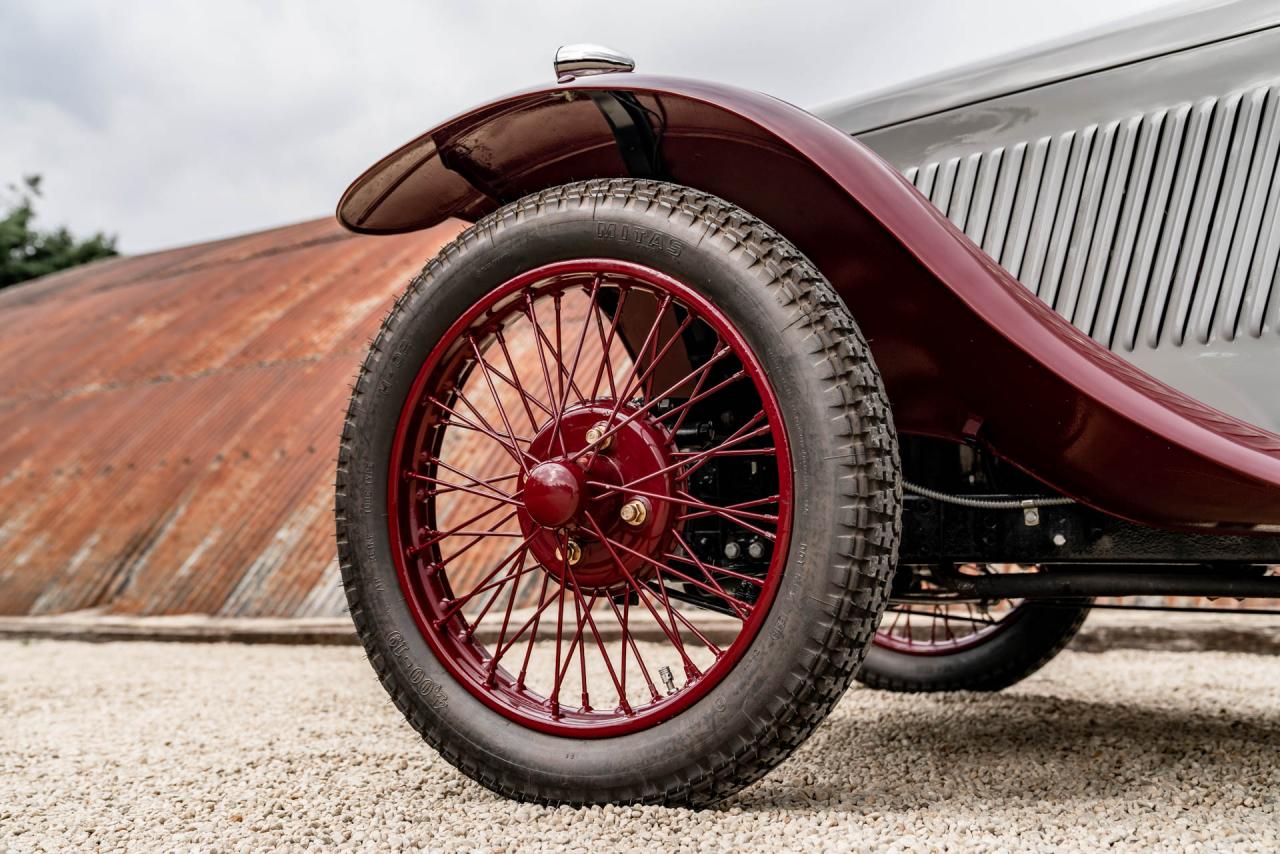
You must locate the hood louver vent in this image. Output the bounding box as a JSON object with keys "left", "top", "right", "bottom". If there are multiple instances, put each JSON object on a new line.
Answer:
{"left": 904, "top": 82, "right": 1280, "bottom": 352}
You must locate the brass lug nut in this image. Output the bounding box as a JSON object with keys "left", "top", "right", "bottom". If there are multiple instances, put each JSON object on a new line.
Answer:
{"left": 619, "top": 499, "right": 648, "bottom": 527}
{"left": 584, "top": 422, "right": 612, "bottom": 451}
{"left": 559, "top": 539, "right": 582, "bottom": 566}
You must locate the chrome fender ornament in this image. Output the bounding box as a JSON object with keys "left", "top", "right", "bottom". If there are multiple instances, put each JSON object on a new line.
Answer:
{"left": 554, "top": 44, "right": 635, "bottom": 81}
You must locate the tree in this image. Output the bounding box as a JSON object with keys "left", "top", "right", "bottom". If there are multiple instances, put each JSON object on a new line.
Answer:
{"left": 1, "top": 175, "right": 118, "bottom": 289}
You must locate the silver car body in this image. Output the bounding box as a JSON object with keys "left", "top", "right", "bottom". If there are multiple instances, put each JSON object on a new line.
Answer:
{"left": 819, "top": 0, "right": 1280, "bottom": 433}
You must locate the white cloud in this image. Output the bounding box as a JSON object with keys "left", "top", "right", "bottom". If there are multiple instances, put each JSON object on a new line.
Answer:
{"left": 0, "top": 0, "right": 1173, "bottom": 253}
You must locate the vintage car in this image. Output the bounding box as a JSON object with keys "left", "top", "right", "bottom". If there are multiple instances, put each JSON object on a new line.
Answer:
{"left": 333, "top": 2, "right": 1280, "bottom": 807}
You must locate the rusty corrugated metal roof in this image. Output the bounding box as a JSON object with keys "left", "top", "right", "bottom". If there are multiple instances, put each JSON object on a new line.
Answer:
{"left": 0, "top": 218, "right": 456, "bottom": 617}
{"left": 6, "top": 216, "right": 1267, "bottom": 621}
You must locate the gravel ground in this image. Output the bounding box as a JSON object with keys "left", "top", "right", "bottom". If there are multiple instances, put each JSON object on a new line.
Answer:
{"left": 2, "top": 640, "right": 1277, "bottom": 852}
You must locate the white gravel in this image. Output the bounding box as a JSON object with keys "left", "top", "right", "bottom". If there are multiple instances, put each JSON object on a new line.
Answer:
{"left": 2, "top": 640, "right": 1277, "bottom": 852}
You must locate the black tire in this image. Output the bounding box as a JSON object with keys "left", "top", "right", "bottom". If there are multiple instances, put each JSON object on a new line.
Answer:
{"left": 857, "top": 600, "right": 1091, "bottom": 692}
{"left": 335, "top": 179, "right": 901, "bottom": 806}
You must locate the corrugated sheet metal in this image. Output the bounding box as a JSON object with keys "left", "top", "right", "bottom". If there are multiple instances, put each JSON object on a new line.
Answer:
{"left": 0, "top": 218, "right": 456, "bottom": 617}
{"left": 903, "top": 80, "right": 1280, "bottom": 351}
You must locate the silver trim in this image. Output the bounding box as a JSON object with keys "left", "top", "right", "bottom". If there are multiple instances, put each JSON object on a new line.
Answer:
{"left": 554, "top": 44, "right": 635, "bottom": 80}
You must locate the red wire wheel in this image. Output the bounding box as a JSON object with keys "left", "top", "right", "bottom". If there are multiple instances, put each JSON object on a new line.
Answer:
{"left": 874, "top": 598, "right": 1025, "bottom": 656}
{"left": 861, "top": 564, "right": 1090, "bottom": 692}
{"left": 387, "top": 259, "right": 792, "bottom": 737}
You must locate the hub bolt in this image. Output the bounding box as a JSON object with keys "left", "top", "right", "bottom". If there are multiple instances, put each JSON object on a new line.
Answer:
{"left": 619, "top": 499, "right": 648, "bottom": 527}
{"left": 584, "top": 421, "right": 612, "bottom": 450}
{"left": 562, "top": 539, "right": 582, "bottom": 566}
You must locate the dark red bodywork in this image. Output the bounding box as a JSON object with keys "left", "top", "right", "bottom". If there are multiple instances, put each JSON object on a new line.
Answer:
{"left": 338, "top": 74, "right": 1280, "bottom": 532}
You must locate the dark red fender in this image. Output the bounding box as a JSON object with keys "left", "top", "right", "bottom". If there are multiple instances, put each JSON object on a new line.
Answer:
{"left": 337, "top": 74, "right": 1280, "bottom": 532}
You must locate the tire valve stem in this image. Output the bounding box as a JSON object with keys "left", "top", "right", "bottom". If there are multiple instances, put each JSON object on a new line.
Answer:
{"left": 659, "top": 665, "right": 676, "bottom": 695}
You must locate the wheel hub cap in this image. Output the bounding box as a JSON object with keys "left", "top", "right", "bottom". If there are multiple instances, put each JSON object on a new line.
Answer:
{"left": 523, "top": 461, "right": 585, "bottom": 527}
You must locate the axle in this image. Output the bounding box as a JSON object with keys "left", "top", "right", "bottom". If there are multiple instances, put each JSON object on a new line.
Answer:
{"left": 918, "top": 565, "right": 1280, "bottom": 601}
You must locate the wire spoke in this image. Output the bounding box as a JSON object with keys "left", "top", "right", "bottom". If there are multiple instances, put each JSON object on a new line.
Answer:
{"left": 599, "top": 531, "right": 751, "bottom": 620}
{"left": 489, "top": 332, "right": 555, "bottom": 428}
{"left": 663, "top": 551, "right": 766, "bottom": 587}
{"left": 562, "top": 566, "right": 630, "bottom": 713}
{"left": 526, "top": 293, "right": 589, "bottom": 410}
{"left": 423, "top": 470, "right": 520, "bottom": 497}
{"left": 483, "top": 552, "right": 527, "bottom": 683}
{"left": 436, "top": 530, "right": 540, "bottom": 621}
{"left": 550, "top": 542, "right": 569, "bottom": 715}
{"left": 671, "top": 416, "right": 771, "bottom": 483}
{"left": 676, "top": 493, "right": 780, "bottom": 524}
{"left": 522, "top": 292, "right": 562, "bottom": 423}
{"left": 589, "top": 286, "right": 628, "bottom": 401}
{"left": 670, "top": 529, "right": 758, "bottom": 609}
{"left": 673, "top": 490, "right": 777, "bottom": 541}
{"left": 605, "top": 593, "right": 661, "bottom": 702}
{"left": 667, "top": 334, "right": 723, "bottom": 435}
{"left": 464, "top": 547, "right": 530, "bottom": 641}
{"left": 403, "top": 471, "right": 524, "bottom": 509}
{"left": 583, "top": 513, "right": 697, "bottom": 672}
{"left": 414, "top": 504, "right": 524, "bottom": 558}
{"left": 428, "top": 394, "right": 533, "bottom": 465}
{"left": 406, "top": 499, "right": 512, "bottom": 557}
{"left": 509, "top": 574, "right": 554, "bottom": 689}
{"left": 884, "top": 607, "right": 998, "bottom": 628}
{"left": 580, "top": 294, "right": 673, "bottom": 470}
{"left": 615, "top": 311, "right": 694, "bottom": 413}
{"left": 467, "top": 336, "right": 532, "bottom": 475}
{"left": 643, "top": 582, "right": 725, "bottom": 657}
{"left": 558, "top": 277, "right": 602, "bottom": 417}
{"left": 432, "top": 415, "right": 533, "bottom": 446}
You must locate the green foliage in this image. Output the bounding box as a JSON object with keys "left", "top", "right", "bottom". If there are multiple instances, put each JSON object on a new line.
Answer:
{"left": 1, "top": 175, "right": 118, "bottom": 289}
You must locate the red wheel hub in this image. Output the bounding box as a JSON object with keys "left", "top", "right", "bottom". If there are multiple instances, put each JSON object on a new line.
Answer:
{"left": 387, "top": 259, "right": 793, "bottom": 737}
{"left": 517, "top": 404, "right": 675, "bottom": 593}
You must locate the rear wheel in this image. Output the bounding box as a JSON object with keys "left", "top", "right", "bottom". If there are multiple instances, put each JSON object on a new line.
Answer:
{"left": 335, "top": 180, "right": 901, "bottom": 805}
{"left": 857, "top": 565, "right": 1090, "bottom": 692}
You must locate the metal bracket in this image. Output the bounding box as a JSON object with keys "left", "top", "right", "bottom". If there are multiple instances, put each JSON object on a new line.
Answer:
{"left": 588, "top": 91, "right": 664, "bottom": 180}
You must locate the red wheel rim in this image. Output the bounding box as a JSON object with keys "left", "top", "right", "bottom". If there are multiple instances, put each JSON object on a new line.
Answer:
{"left": 388, "top": 260, "right": 793, "bottom": 737}
{"left": 875, "top": 566, "right": 1028, "bottom": 656}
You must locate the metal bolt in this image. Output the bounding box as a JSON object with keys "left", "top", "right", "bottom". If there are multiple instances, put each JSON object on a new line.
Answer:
{"left": 1052, "top": 533, "right": 1067, "bottom": 547}
{"left": 584, "top": 421, "right": 612, "bottom": 450}
{"left": 723, "top": 541, "right": 741, "bottom": 560}
{"left": 747, "top": 540, "right": 765, "bottom": 560}
{"left": 619, "top": 499, "right": 648, "bottom": 526}
{"left": 557, "top": 539, "right": 582, "bottom": 565}
{"left": 1023, "top": 507, "right": 1040, "bottom": 526}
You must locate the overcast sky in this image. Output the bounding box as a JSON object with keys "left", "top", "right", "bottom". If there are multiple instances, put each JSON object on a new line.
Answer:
{"left": 2, "top": 0, "right": 1178, "bottom": 254}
